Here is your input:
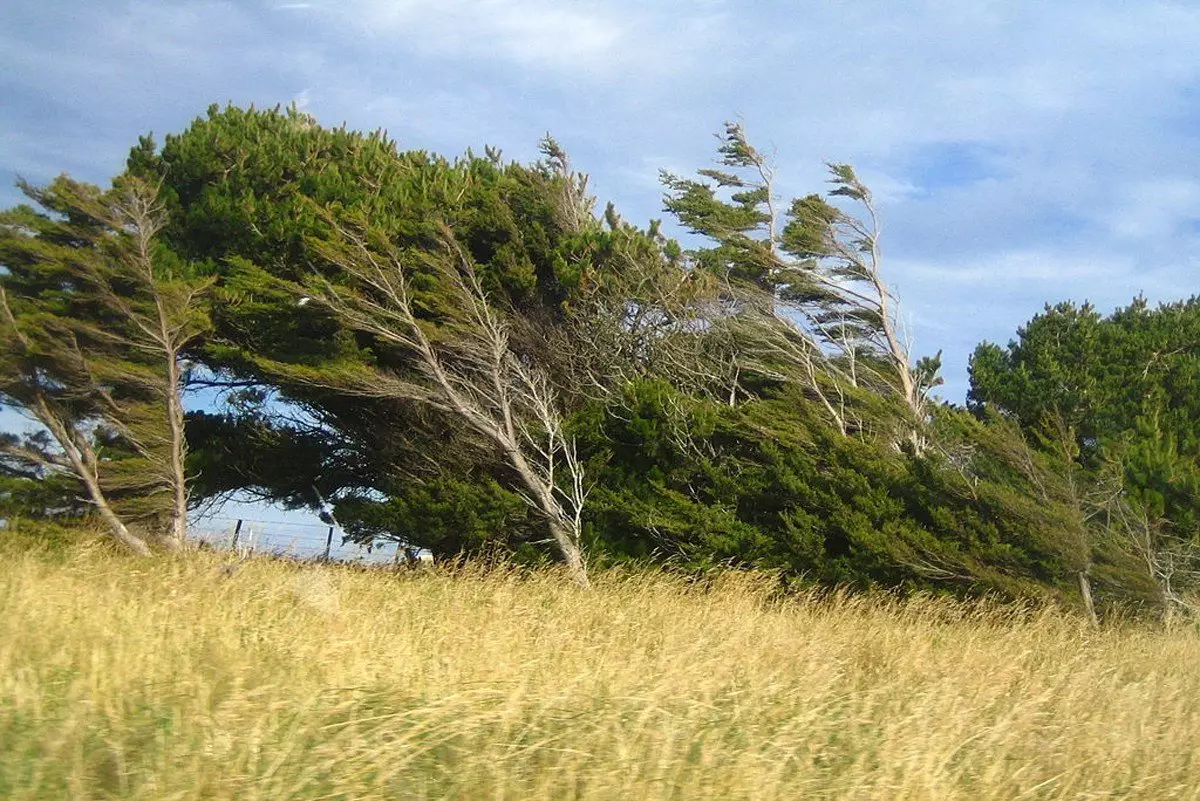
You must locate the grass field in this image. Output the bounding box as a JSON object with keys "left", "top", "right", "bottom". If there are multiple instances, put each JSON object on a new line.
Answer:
{"left": 3, "top": 541, "right": 1200, "bottom": 800}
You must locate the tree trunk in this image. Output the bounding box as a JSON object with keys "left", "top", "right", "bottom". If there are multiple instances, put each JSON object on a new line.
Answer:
{"left": 69, "top": 448, "right": 153, "bottom": 556}
{"left": 507, "top": 445, "right": 590, "bottom": 588}
{"left": 1078, "top": 569, "right": 1099, "bottom": 628}
{"left": 165, "top": 354, "right": 190, "bottom": 547}
{"left": 36, "top": 395, "right": 153, "bottom": 557}
{"left": 547, "top": 517, "right": 590, "bottom": 589}
{"left": 312, "top": 219, "right": 591, "bottom": 587}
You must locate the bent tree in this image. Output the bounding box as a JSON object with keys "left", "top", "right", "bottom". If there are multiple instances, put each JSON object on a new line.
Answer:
{"left": 663, "top": 123, "right": 941, "bottom": 446}
{"left": 0, "top": 176, "right": 211, "bottom": 552}
{"left": 288, "top": 213, "right": 591, "bottom": 587}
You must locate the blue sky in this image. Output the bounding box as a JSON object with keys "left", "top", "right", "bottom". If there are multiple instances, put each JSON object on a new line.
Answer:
{"left": 2, "top": 2, "right": 1198, "bottom": 431}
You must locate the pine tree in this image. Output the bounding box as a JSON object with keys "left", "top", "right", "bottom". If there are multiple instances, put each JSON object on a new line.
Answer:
{"left": 0, "top": 176, "right": 211, "bottom": 551}
{"left": 662, "top": 123, "right": 939, "bottom": 442}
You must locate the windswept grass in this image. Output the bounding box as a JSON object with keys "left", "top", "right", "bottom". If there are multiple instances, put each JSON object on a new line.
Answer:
{"left": 2, "top": 542, "right": 1200, "bottom": 799}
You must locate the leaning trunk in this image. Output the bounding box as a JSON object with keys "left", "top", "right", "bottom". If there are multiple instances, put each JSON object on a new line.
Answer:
{"left": 81, "top": 465, "right": 154, "bottom": 557}
{"left": 546, "top": 516, "right": 590, "bottom": 589}
{"left": 1078, "top": 568, "right": 1099, "bottom": 628}
{"left": 506, "top": 445, "right": 589, "bottom": 588}
{"left": 164, "top": 354, "right": 190, "bottom": 547}
{"left": 38, "top": 398, "right": 152, "bottom": 557}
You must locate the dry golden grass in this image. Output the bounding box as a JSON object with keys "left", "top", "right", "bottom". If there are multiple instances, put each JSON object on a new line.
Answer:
{"left": 2, "top": 543, "right": 1200, "bottom": 800}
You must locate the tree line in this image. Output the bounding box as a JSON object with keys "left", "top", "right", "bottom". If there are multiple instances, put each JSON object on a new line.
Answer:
{"left": 1, "top": 104, "right": 1196, "bottom": 616}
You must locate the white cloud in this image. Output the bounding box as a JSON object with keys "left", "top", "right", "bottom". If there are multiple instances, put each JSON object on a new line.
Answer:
{"left": 1103, "top": 179, "right": 1200, "bottom": 241}
{"left": 3, "top": 0, "right": 1200, "bottom": 401}
{"left": 736, "top": 1, "right": 1200, "bottom": 162}
{"left": 893, "top": 250, "right": 1129, "bottom": 288}
{"left": 294, "top": 0, "right": 725, "bottom": 77}
{"left": 356, "top": 0, "right": 621, "bottom": 67}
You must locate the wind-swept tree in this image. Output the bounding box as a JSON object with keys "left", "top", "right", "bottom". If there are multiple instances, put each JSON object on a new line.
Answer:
{"left": 970, "top": 296, "right": 1200, "bottom": 614}
{"left": 663, "top": 123, "right": 939, "bottom": 442}
{"left": 783, "top": 166, "right": 941, "bottom": 425}
{"left": 0, "top": 176, "right": 211, "bottom": 551}
{"left": 129, "top": 104, "right": 680, "bottom": 564}
{"left": 283, "top": 213, "right": 592, "bottom": 586}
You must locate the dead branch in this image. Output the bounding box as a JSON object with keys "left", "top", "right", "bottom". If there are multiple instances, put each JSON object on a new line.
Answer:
{"left": 304, "top": 214, "right": 591, "bottom": 587}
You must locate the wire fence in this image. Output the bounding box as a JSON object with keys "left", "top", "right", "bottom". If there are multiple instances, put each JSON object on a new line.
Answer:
{"left": 189, "top": 515, "right": 411, "bottom": 566}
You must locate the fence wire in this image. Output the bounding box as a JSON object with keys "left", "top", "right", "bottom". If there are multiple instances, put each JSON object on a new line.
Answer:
{"left": 189, "top": 515, "right": 406, "bottom": 565}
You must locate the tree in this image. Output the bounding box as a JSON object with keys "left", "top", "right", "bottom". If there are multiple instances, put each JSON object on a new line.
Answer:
{"left": 661, "top": 122, "right": 783, "bottom": 294}
{"left": 782, "top": 165, "right": 939, "bottom": 428}
{"left": 0, "top": 103, "right": 1127, "bottom": 613}
{"left": 130, "top": 104, "right": 684, "bottom": 566}
{"left": 969, "top": 297, "right": 1200, "bottom": 515}
{"left": 0, "top": 176, "right": 211, "bottom": 552}
{"left": 286, "top": 213, "right": 592, "bottom": 586}
{"left": 0, "top": 430, "right": 94, "bottom": 522}
{"left": 662, "top": 123, "right": 938, "bottom": 443}
{"left": 570, "top": 378, "right": 1130, "bottom": 610}
{"left": 970, "top": 296, "right": 1200, "bottom": 614}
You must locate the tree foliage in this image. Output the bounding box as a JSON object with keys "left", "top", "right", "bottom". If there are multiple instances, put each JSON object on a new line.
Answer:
{"left": 970, "top": 297, "right": 1200, "bottom": 613}
{"left": 662, "top": 122, "right": 939, "bottom": 443}
{"left": 0, "top": 176, "right": 209, "bottom": 553}
{"left": 0, "top": 104, "right": 1191, "bottom": 618}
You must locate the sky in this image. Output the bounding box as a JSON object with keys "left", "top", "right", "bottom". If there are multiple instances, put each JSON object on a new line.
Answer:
{"left": 2, "top": 0, "right": 1199, "bottom": 525}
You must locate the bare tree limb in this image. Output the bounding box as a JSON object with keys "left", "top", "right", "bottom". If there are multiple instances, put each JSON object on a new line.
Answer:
{"left": 300, "top": 214, "right": 591, "bottom": 586}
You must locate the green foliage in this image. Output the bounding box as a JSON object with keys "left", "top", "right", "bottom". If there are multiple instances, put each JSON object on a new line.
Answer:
{"left": 969, "top": 301, "right": 1104, "bottom": 442}
{"left": 4, "top": 104, "right": 1188, "bottom": 614}
{"left": 0, "top": 175, "right": 209, "bottom": 540}
{"left": 1112, "top": 412, "right": 1200, "bottom": 538}
{"left": 132, "top": 104, "right": 602, "bottom": 326}
{"left": 573, "top": 380, "right": 1118, "bottom": 604}
{"left": 663, "top": 127, "right": 933, "bottom": 423}
{"left": 970, "top": 296, "right": 1200, "bottom": 547}
{"left": 0, "top": 431, "right": 81, "bottom": 520}
{"left": 186, "top": 406, "right": 345, "bottom": 510}
{"left": 333, "top": 474, "right": 533, "bottom": 556}
{"left": 660, "top": 121, "right": 782, "bottom": 292}
{"left": 131, "top": 106, "right": 649, "bottom": 530}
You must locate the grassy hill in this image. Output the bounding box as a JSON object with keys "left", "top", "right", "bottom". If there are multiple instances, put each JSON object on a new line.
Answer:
{"left": 3, "top": 538, "right": 1200, "bottom": 799}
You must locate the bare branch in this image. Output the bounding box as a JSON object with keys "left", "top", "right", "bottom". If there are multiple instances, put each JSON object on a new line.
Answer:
{"left": 300, "top": 211, "right": 591, "bottom": 586}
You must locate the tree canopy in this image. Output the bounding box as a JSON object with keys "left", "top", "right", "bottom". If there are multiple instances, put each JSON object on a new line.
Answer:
{"left": 1, "top": 103, "right": 1194, "bottom": 619}
{"left": 970, "top": 297, "right": 1200, "bottom": 585}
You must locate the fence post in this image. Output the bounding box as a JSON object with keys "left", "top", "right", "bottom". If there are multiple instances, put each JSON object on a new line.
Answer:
{"left": 230, "top": 519, "right": 243, "bottom": 551}
{"left": 324, "top": 526, "right": 334, "bottom": 561}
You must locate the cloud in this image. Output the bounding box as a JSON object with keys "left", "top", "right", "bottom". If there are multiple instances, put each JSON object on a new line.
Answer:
{"left": 292, "top": 0, "right": 726, "bottom": 78}
{"left": 894, "top": 250, "right": 1129, "bottom": 288}
{"left": 2, "top": 0, "right": 1199, "bottom": 403}
{"left": 901, "top": 142, "right": 1011, "bottom": 194}
{"left": 1102, "top": 179, "right": 1200, "bottom": 242}
{"left": 347, "top": 0, "right": 623, "bottom": 69}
